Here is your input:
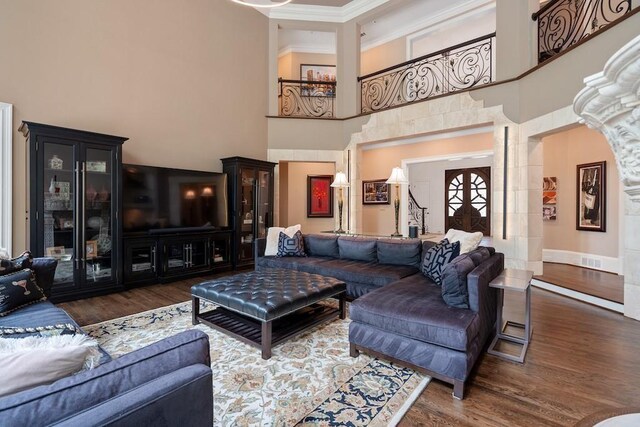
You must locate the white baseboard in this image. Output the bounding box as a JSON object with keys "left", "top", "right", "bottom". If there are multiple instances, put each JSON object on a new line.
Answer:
{"left": 532, "top": 279, "right": 624, "bottom": 313}
{"left": 542, "top": 249, "right": 621, "bottom": 274}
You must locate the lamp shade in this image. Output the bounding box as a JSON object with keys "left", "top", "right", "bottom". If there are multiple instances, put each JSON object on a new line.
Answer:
{"left": 230, "top": 0, "right": 292, "bottom": 7}
{"left": 330, "top": 172, "right": 350, "bottom": 188}
{"left": 385, "top": 167, "right": 408, "bottom": 185}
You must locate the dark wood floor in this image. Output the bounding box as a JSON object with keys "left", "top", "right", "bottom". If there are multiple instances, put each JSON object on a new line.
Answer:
{"left": 59, "top": 276, "right": 640, "bottom": 426}
{"left": 535, "top": 262, "right": 624, "bottom": 304}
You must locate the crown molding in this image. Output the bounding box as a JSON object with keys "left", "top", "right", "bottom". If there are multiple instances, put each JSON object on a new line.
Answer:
{"left": 278, "top": 45, "right": 337, "bottom": 57}
{"left": 260, "top": 0, "right": 389, "bottom": 23}
{"left": 361, "top": 126, "right": 493, "bottom": 151}
{"left": 362, "top": 0, "right": 495, "bottom": 52}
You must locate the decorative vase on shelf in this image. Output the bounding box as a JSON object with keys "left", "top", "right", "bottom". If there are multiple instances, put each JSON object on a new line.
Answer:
{"left": 49, "top": 176, "right": 57, "bottom": 195}
{"left": 48, "top": 155, "right": 63, "bottom": 170}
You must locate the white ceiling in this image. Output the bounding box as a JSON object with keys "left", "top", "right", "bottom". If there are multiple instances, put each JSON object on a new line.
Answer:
{"left": 277, "top": 0, "right": 495, "bottom": 54}
{"left": 291, "top": 0, "right": 355, "bottom": 6}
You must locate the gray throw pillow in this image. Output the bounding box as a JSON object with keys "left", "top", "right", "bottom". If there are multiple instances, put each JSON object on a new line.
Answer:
{"left": 276, "top": 230, "right": 306, "bottom": 257}
{"left": 421, "top": 239, "right": 461, "bottom": 286}
{"left": 440, "top": 255, "right": 476, "bottom": 309}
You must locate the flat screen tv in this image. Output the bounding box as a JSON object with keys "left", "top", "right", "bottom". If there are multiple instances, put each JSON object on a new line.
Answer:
{"left": 122, "top": 164, "right": 228, "bottom": 233}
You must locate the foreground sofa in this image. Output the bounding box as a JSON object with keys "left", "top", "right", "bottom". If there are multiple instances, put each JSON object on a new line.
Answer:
{"left": 255, "top": 233, "right": 503, "bottom": 398}
{"left": 0, "top": 258, "right": 214, "bottom": 426}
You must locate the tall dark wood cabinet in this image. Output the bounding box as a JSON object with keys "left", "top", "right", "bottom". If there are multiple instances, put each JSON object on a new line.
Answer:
{"left": 20, "top": 122, "right": 127, "bottom": 302}
{"left": 222, "top": 157, "right": 276, "bottom": 269}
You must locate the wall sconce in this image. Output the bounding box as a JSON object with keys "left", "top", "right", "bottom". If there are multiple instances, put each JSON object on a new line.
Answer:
{"left": 330, "top": 172, "right": 350, "bottom": 233}
{"left": 386, "top": 167, "right": 408, "bottom": 237}
{"left": 185, "top": 190, "right": 196, "bottom": 200}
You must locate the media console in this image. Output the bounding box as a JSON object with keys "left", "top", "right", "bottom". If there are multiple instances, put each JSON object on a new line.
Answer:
{"left": 123, "top": 229, "right": 232, "bottom": 286}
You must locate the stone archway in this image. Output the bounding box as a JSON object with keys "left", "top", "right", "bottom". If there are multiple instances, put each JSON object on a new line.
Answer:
{"left": 574, "top": 34, "right": 640, "bottom": 321}
{"left": 345, "top": 92, "right": 534, "bottom": 270}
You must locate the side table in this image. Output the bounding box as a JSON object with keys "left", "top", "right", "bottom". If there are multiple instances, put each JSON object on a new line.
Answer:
{"left": 487, "top": 269, "right": 533, "bottom": 363}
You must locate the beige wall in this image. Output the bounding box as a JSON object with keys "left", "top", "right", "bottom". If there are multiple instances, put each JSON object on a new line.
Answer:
{"left": 360, "top": 37, "right": 406, "bottom": 76}
{"left": 277, "top": 52, "right": 337, "bottom": 80}
{"left": 361, "top": 132, "right": 494, "bottom": 235}
{"left": 542, "top": 126, "right": 619, "bottom": 258}
{"left": 0, "top": 0, "right": 268, "bottom": 254}
{"left": 281, "top": 161, "right": 335, "bottom": 233}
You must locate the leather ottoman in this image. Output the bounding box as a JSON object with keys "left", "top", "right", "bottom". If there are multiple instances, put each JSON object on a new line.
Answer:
{"left": 191, "top": 268, "right": 346, "bottom": 359}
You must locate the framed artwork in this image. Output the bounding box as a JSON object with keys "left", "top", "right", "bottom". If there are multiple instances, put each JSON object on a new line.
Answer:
{"left": 543, "top": 206, "right": 557, "bottom": 221}
{"left": 45, "top": 246, "right": 65, "bottom": 259}
{"left": 576, "top": 161, "right": 606, "bottom": 232}
{"left": 362, "top": 180, "right": 390, "bottom": 205}
{"left": 300, "top": 64, "right": 336, "bottom": 82}
{"left": 307, "top": 175, "right": 334, "bottom": 218}
{"left": 542, "top": 177, "right": 557, "bottom": 205}
{"left": 86, "top": 240, "right": 98, "bottom": 259}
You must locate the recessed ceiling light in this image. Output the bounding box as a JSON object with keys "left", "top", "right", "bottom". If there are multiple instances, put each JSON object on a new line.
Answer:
{"left": 230, "top": 0, "right": 293, "bottom": 8}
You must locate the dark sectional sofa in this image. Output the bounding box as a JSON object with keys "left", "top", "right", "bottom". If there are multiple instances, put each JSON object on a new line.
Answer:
{"left": 255, "top": 233, "right": 504, "bottom": 398}
{"left": 0, "top": 258, "right": 214, "bottom": 426}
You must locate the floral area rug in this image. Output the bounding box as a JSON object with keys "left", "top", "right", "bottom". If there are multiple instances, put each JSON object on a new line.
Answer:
{"left": 84, "top": 302, "right": 430, "bottom": 426}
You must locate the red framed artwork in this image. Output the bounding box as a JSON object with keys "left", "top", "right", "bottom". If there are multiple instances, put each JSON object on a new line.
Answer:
{"left": 307, "top": 175, "right": 334, "bottom": 218}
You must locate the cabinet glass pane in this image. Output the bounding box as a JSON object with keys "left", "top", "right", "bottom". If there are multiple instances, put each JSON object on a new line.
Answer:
{"left": 190, "top": 241, "right": 208, "bottom": 268}
{"left": 239, "top": 168, "right": 255, "bottom": 261}
{"left": 212, "top": 238, "right": 229, "bottom": 265}
{"left": 43, "top": 143, "right": 75, "bottom": 285}
{"left": 257, "top": 171, "right": 270, "bottom": 239}
{"left": 166, "top": 243, "right": 186, "bottom": 271}
{"left": 84, "top": 148, "right": 114, "bottom": 284}
{"left": 130, "top": 246, "right": 154, "bottom": 274}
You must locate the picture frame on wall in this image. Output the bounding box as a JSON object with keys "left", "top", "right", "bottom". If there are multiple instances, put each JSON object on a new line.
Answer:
{"left": 300, "top": 64, "right": 336, "bottom": 82}
{"left": 362, "top": 179, "right": 390, "bottom": 205}
{"left": 307, "top": 175, "right": 334, "bottom": 218}
{"left": 576, "top": 161, "right": 606, "bottom": 232}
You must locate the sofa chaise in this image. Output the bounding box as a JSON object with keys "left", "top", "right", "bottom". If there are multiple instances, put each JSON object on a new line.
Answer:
{"left": 255, "top": 233, "right": 503, "bottom": 398}
{"left": 0, "top": 257, "right": 214, "bottom": 426}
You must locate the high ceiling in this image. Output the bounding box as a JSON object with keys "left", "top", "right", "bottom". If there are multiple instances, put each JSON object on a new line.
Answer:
{"left": 291, "top": 0, "right": 354, "bottom": 6}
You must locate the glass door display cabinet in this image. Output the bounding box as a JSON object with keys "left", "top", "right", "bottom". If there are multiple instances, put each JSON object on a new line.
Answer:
{"left": 20, "top": 122, "right": 127, "bottom": 302}
{"left": 221, "top": 157, "right": 275, "bottom": 269}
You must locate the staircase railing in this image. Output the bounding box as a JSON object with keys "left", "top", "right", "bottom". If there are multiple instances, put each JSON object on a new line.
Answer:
{"left": 358, "top": 33, "right": 495, "bottom": 114}
{"left": 532, "top": 0, "right": 632, "bottom": 63}
{"left": 278, "top": 78, "right": 336, "bottom": 118}
{"left": 408, "top": 189, "right": 428, "bottom": 235}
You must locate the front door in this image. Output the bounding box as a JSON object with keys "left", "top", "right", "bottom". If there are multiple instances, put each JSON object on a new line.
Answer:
{"left": 445, "top": 167, "right": 491, "bottom": 235}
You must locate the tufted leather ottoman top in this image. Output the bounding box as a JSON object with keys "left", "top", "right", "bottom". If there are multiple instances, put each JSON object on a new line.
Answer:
{"left": 191, "top": 268, "right": 346, "bottom": 321}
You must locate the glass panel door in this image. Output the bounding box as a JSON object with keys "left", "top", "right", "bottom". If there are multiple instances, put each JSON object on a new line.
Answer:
{"left": 190, "top": 239, "right": 208, "bottom": 269}
{"left": 257, "top": 170, "right": 270, "bottom": 240}
{"left": 239, "top": 168, "right": 255, "bottom": 262}
{"left": 42, "top": 142, "right": 76, "bottom": 285}
{"left": 84, "top": 148, "right": 115, "bottom": 284}
{"left": 165, "top": 242, "right": 186, "bottom": 272}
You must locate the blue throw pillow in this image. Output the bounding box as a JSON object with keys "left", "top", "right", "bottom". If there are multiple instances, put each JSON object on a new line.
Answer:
{"left": 0, "top": 251, "right": 33, "bottom": 277}
{"left": 421, "top": 239, "right": 461, "bottom": 286}
{"left": 0, "top": 268, "right": 47, "bottom": 316}
{"left": 276, "top": 230, "right": 306, "bottom": 257}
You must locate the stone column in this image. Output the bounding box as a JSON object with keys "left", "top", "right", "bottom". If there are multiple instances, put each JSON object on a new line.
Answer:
{"left": 574, "top": 34, "right": 640, "bottom": 320}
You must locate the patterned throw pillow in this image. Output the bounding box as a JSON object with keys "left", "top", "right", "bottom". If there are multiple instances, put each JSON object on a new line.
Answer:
{"left": 421, "top": 239, "right": 461, "bottom": 286}
{"left": 0, "top": 323, "right": 78, "bottom": 339}
{"left": 0, "top": 269, "right": 47, "bottom": 317}
{"left": 0, "top": 251, "right": 33, "bottom": 277}
{"left": 276, "top": 230, "right": 306, "bottom": 257}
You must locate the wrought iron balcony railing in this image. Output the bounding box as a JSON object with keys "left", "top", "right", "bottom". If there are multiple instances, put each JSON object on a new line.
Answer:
{"left": 359, "top": 33, "right": 495, "bottom": 114}
{"left": 533, "top": 0, "right": 632, "bottom": 63}
{"left": 408, "top": 189, "right": 428, "bottom": 235}
{"left": 278, "top": 78, "right": 336, "bottom": 118}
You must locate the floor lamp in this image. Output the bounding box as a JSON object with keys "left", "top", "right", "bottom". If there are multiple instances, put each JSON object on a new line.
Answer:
{"left": 331, "top": 172, "right": 349, "bottom": 233}
{"left": 386, "top": 167, "right": 408, "bottom": 237}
